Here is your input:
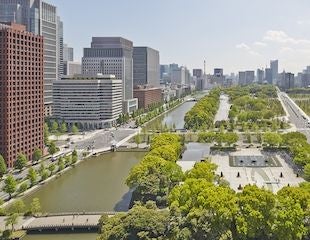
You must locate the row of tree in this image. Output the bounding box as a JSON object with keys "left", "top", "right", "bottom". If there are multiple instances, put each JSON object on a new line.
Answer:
{"left": 99, "top": 159, "right": 310, "bottom": 240}
{"left": 184, "top": 89, "right": 220, "bottom": 131}
{"left": 2, "top": 150, "right": 78, "bottom": 200}
{"left": 126, "top": 133, "right": 184, "bottom": 207}
{"left": 198, "top": 131, "right": 239, "bottom": 147}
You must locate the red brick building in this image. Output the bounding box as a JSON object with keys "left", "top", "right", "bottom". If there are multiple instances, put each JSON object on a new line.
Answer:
{"left": 0, "top": 23, "right": 44, "bottom": 168}
{"left": 133, "top": 86, "right": 162, "bottom": 109}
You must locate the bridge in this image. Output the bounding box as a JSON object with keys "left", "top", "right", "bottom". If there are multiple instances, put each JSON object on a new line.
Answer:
{"left": 18, "top": 212, "right": 118, "bottom": 233}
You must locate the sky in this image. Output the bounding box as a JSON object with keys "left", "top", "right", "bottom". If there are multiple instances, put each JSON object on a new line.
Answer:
{"left": 49, "top": 0, "right": 310, "bottom": 74}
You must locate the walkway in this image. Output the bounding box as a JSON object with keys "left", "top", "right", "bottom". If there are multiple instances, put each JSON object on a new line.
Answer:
{"left": 214, "top": 94, "right": 231, "bottom": 123}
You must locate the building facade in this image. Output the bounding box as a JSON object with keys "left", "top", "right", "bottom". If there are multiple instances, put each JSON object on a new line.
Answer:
{"left": 82, "top": 37, "right": 137, "bottom": 113}
{"left": 63, "top": 61, "right": 81, "bottom": 76}
{"left": 270, "top": 60, "right": 278, "bottom": 85}
{"left": 0, "top": 23, "right": 44, "bottom": 167}
{"left": 53, "top": 75, "right": 123, "bottom": 129}
{"left": 133, "top": 47, "right": 160, "bottom": 87}
{"left": 0, "top": 0, "right": 60, "bottom": 116}
{"left": 133, "top": 86, "right": 162, "bottom": 109}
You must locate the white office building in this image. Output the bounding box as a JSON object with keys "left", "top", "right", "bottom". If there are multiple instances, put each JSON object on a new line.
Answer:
{"left": 53, "top": 74, "right": 123, "bottom": 129}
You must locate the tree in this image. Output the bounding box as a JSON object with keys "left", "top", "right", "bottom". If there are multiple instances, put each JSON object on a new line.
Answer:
{"left": 44, "top": 122, "right": 49, "bottom": 145}
{"left": 40, "top": 169, "right": 49, "bottom": 181}
{"left": 71, "top": 124, "right": 79, "bottom": 134}
{"left": 51, "top": 120, "right": 58, "bottom": 133}
{"left": 58, "top": 157, "right": 65, "bottom": 172}
{"left": 48, "top": 164, "right": 56, "bottom": 175}
{"left": 48, "top": 141, "right": 58, "bottom": 155}
{"left": 185, "top": 161, "right": 217, "bottom": 182}
{"left": 134, "top": 134, "right": 142, "bottom": 148}
{"left": 303, "top": 163, "right": 310, "bottom": 181}
{"left": 5, "top": 213, "right": 18, "bottom": 231}
{"left": 0, "top": 154, "right": 7, "bottom": 178}
{"left": 71, "top": 149, "right": 78, "bottom": 164}
{"left": 14, "top": 153, "right": 27, "bottom": 171}
{"left": 30, "top": 198, "right": 41, "bottom": 216}
{"left": 263, "top": 132, "right": 282, "bottom": 147}
{"left": 3, "top": 175, "right": 17, "bottom": 199}
{"left": 32, "top": 147, "right": 42, "bottom": 162}
{"left": 18, "top": 182, "right": 28, "bottom": 194}
{"left": 27, "top": 167, "right": 37, "bottom": 186}
{"left": 98, "top": 203, "right": 169, "bottom": 240}
{"left": 10, "top": 199, "right": 25, "bottom": 215}
{"left": 60, "top": 122, "right": 67, "bottom": 134}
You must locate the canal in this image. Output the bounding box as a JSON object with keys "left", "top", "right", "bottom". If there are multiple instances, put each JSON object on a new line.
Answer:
{"left": 24, "top": 94, "right": 202, "bottom": 239}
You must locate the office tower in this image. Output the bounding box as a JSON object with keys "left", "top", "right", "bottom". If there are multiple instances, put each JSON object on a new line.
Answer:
{"left": 245, "top": 71, "right": 255, "bottom": 85}
{"left": 53, "top": 75, "right": 123, "bottom": 129}
{"left": 171, "top": 66, "right": 186, "bottom": 85}
{"left": 238, "top": 71, "right": 246, "bottom": 85}
{"left": 133, "top": 86, "right": 162, "bottom": 109}
{"left": 270, "top": 60, "right": 278, "bottom": 85}
{"left": 265, "top": 68, "right": 272, "bottom": 84}
{"left": 193, "top": 69, "right": 203, "bottom": 78}
{"left": 214, "top": 68, "right": 224, "bottom": 77}
{"left": 63, "top": 44, "right": 74, "bottom": 62}
{"left": 133, "top": 47, "right": 160, "bottom": 87}
{"left": 279, "top": 72, "right": 294, "bottom": 90}
{"left": 57, "top": 16, "right": 63, "bottom": 79}
{"left": 82, "top": 37, "right": 138, "bottom": 113}
{"left": 257, "top": 68, "right": 264, "bottom": 84}
{"left": 160, "top": 65, "right": 169, "bottom": 79}
{"left": 0, "top": 0, "right": 60, "bottom": 116}
{"left": 63, "top": 61, "right": 81, "bottom": 76}
{"left": 0, "top": 23, "right": 44, "bottom": 167}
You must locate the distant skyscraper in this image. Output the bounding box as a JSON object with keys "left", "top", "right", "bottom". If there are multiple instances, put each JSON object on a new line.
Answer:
{"left": 245, "top": 71, "right": 255, "bottom": 85}
{"left": 82, "top": 37, "right": 137, "bottom": 113}
{"left": 0, "top": 23, "right": 44, "bottom": 167}
{"left": 265, "top": 68, "right": 272, "bottom": 84}
{"left": 133, "top": 47, "right": 160, "bottom": 87}
{"left": 193, "top": 69, "right": 203, "bottom": 78}
{"left": 270, "top": 60, "right": 278, "bottom": 84}
{"left": 257, "top": 69, "right": 264, "bottom": 84}
{"left": 171, "top": 66, "right": 186, "bottom": 85}
{"left": 57, "top": 16, "right": 64, "bottom": 79}
{"left": 63, "top": 43, "right": 74, "bottom": 62}
{"left": 238, "top": 71, "right": 246, "bottom": 85}
{"left": 0, "top": 0, "right": 61, "bottom": 116}
{"left": 214, "top": 68, "right": 224, "bottom": 77}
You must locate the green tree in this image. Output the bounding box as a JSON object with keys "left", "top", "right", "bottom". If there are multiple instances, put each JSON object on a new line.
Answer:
{"left": 5, "top": 213, "right": 18, "bottom": 231}
{"left": 60, "top": 122, "right": 67, "bottom": 134}
{"left": 10, "top": 199, "right": 25, "bottom": 215}
{"left": 303, "top": 163, "right": 310, "bottom": 181}
{"left": 32, "top": 147, "right": 42, "bottom": 163}
{"left": 48, "top": 164, "right": 56, "bottom": 175}
{"left": 44, "top": 122, "right": 49, "bottom": 145}
{"left": 3, "top": 175, "right": 17, "bottom": 199}
{"left": 58, "top": 157, "right": 65, "bottom": 172}
{"left": 27, "top": 167, "right": 37, "bottom": 186}
{"left": 48, "top": 141, "right": 58, "bottom": 155}
{"left": 0, "top": 154, "right": 7, "bottom": 178}
{"left": 71, "top": 124, "right": 79, "bottom": 134}
{"left": 134, "top": 134, "right": 142, "bottom": 148}
{"left": 51, "top": 120, "right": 58, "bottom": 133}
{"left": 40, "top": 170, "right": 49, "bottom": 181}
{"left": 236, "top": 185, "right": 276, "bottom": 239}
{"left": 263, "top": 132, "right": 282, "bottom": 147}
{"left": 14, "top": 153, "right": 27, "bottom": 171}
{"left": 185, "top": 161, "right": 217, "bottom": 182}
{"left": 18, "top": 182, "right": 28, "bottom": 194}
{"left": 30, "top": 198, "right": 41, "bottom": 216}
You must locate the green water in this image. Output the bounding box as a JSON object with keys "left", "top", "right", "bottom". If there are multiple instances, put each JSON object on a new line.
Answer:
{"left": 23, "top": 233, "right": 97, "bottom": 240}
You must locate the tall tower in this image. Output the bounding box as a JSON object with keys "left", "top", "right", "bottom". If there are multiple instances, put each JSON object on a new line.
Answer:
{"left": 0, "top": 23, "right": 44, "bottom": 167}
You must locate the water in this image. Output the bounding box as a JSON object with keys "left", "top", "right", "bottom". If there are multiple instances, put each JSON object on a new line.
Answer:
{"left": 22, "top": 152, "right": 145, "bottom": 213}
{"left": 146, "top": 101, "right": 196, "bottom": 130}
{"left": 23, "top": 233, "right": 98, "bottom": 240}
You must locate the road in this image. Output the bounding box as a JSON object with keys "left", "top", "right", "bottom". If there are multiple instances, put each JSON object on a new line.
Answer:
{"left": 278, "top": 91, "right": 310, "bottom": 141}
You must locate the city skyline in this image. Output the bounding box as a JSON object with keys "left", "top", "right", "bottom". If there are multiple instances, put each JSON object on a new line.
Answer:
{"left": 49, "top": 0, "right": 310, "bottom": 74}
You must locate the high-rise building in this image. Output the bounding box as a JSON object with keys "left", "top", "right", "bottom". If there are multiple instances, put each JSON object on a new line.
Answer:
{"left": 265, "top": 68, "right": 272, "bottom": 84}
{"left": 278, "top": 71, "right": 294, "bottom": 90}
{"left": 171, "top": 66, "right": 186, "bottom": 85}
{"left": 214, "top": 68, "right": 224, "bottom": 77}
{"left": 0, "top": 23, "right": 44, "bottom": 167}
{"left": 257, "top": 68, "right": 264, "bottom": 84}
{"left": 63, "top": 43, "right": 74, "bottom": 62}
{"left": 270, "top": 60, "right": 278, "bottom": 85}
{"left": 160, "top": 65, "right": 169, "bottom": 79}
{"left": 63, "top": 61, "right": 81, "bottom": 76}
{"left": 0, "top": 0, "right": 60, "bottom": 116}
{"left": 238, "top": 71, "right": 246, "bottom": 85}
{"left": 133, "top": 86, "right": 162, "bottom": 109}
{"left": 245, "top": 71, "right": 255, "bottom": 85}
{"left": 133, "top": 47, "right": 160, "bottom": 87}
{"left": 193, "top": 69, "right": 203, "bottom": 78}
{"left": 82, "top": 37, "right": 138, "bottom": 113}
{"left": 53, "top": 74, "right": 123, "bottom": 129}
{"left": 57, "top": 16, "right": 63, "bottom": 79}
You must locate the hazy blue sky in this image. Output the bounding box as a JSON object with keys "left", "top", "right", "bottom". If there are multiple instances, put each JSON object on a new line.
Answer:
{"left": 49, "top": 0, "right": 310, "bottom": 74}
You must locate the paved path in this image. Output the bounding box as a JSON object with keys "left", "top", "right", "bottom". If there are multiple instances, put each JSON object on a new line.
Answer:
{"left": 214, "top": 94, "right": 231, "bottom": 123}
